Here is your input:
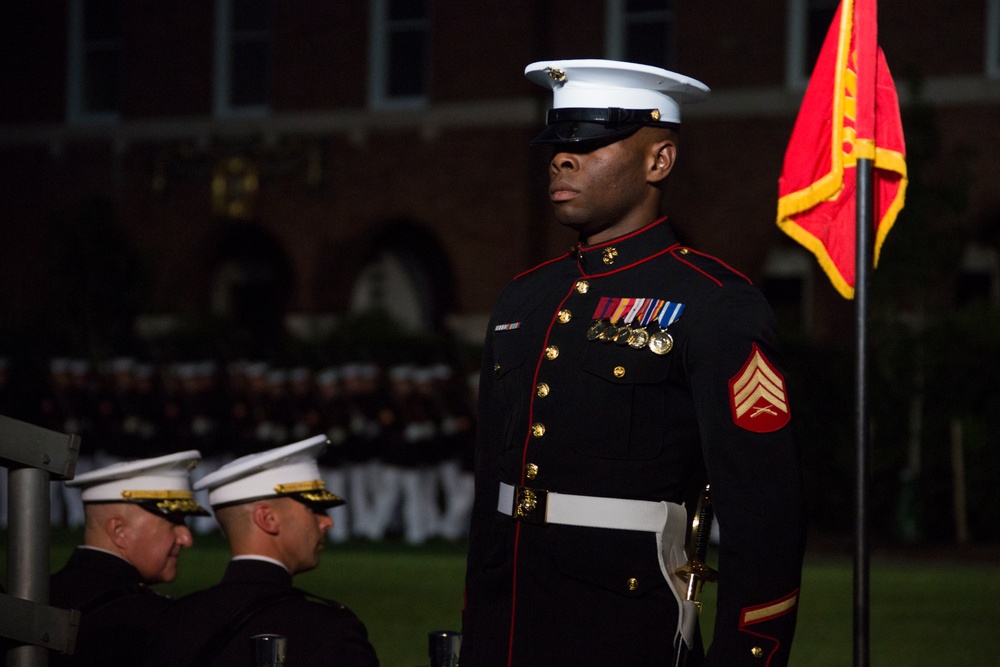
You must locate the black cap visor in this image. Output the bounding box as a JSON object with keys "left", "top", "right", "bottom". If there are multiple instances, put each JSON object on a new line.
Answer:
{"left": 288, "top": 489, "right": 346, "bottom": 511}
{"left": 529, "top": 107, "right": 680, "bottom": 147}
{"left": 530, "top": 121, "right": 644, "bottom": 148}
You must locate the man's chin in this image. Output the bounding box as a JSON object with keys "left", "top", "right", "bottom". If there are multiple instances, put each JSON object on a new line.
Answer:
{"left": 553, "top": 213, "right": 588, "bottom": 235}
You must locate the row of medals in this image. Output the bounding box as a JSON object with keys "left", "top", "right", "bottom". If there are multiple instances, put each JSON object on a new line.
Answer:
{"left": 586, "top": 319, "right": 674, "bottom": 355}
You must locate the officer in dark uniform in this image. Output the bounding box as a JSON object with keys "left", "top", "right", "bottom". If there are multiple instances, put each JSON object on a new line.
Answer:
{"left": 49, "top": 450, "right": 207, "bottom": 666}
{"left": 148, "top": 435, "right": 378, "bottom": 666}
{"left": 461, "top": 60, "right": 806, "bottom": 667}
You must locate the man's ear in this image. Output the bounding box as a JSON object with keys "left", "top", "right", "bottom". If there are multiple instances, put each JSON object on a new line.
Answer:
{"left": 251, "top": 502, "right": 280, "bottom": 536}
{"left": 106, "top": 514, "right": 129, "bottom": 549}
{"left": 647, "top": 139, "right": 677, "bottom": 185}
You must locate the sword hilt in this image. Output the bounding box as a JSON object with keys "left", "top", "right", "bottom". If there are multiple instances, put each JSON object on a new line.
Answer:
{"left": 674, "top": 484, "right": 718, "bottom": 602}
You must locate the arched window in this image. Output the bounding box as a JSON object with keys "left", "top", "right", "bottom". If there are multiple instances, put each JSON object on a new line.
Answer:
{"left": 208, "top": 221, "right": 293, "bottom": 352}
{"left": 348, "top": 219, "right": 455, "bottom": 334}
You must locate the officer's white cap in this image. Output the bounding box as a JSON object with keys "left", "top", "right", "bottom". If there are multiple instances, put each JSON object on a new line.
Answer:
{"left": 67, "top": 450, "right": 208, "bottom": 517}
{"left": 195, "top": 435, "right": 344, "bottom": 510}
{"left": 524, "top": 59, "right": 709, "bottom": 145}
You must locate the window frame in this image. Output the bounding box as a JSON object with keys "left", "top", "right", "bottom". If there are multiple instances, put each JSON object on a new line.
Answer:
{"left": 987, "top": 0, "right": 1000, "bottom": 79}
{"left": 604, "top": 0, "right": 677, "bottom": 70}
{"left": 213, "top": 0, "right": 272, "bottom": 118}
{"left": 368, "top": 0, "right": 431, "bottom": 111}
{"left": 66, "top": 0, "right": 123, "bottom": 124}
{"left": 786, "top": 0, "right": 839, "bottom": 89}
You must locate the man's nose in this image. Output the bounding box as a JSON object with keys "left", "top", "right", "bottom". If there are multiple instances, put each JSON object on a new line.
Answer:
{"left": 318, "top": 513, "right": 334, "bottom": 532}
{"left": 175, "top": 524, "right": 193, "bottom": 547}
{"left": 550, "top": 151, "right": 579, "bottom": 173}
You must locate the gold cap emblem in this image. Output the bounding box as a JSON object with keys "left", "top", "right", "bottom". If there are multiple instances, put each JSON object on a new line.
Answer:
{"left": 546, "top": 67, "right": 567, "bottom": 82}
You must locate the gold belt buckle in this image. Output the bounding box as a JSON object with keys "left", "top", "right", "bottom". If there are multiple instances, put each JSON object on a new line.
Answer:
{"left": 513, "top": 485, "right": 548, "bottom": 525}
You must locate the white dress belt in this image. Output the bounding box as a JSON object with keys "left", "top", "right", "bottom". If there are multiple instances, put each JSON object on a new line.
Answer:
{"left": 497, "top": 481, "right": 681, "bottom": 533}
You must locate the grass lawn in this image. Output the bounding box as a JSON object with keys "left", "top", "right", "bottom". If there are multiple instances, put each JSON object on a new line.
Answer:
{"left": 3, "top": 530, "right": 999, "bottom": 666}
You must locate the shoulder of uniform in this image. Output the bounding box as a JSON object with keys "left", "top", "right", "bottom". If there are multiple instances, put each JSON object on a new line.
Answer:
{"left": 668, "top": 246, "right": 752, "bottom": 288}
{"left": 510, "top": 249, "right": 574, "bottom": 282}
{"left": 292, "top": 587, "right": 349, "bottom": 611}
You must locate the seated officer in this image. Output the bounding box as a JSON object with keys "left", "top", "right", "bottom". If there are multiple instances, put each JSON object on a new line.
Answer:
{"left": 50, "top": 450, "right": 207, "bottom": 666}
{"left": 149, "top": 435, "right": 378, "bottom": 666}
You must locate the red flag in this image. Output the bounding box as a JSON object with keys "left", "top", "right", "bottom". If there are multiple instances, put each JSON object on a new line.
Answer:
{"left": 776, "top": 0, "right": 907, "bottom": 299}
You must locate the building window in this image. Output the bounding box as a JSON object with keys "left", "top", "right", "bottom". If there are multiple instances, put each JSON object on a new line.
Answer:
{"left": 67, "top": 0, "right": 123, "bottom": 122}
{"left": 761, "top": 247, "right": 814, "bottom": 336}
{"left": 988, "top": 0, "right": 1000, "bottom": 79}
{"left": 606, "top": 0, "right": 677, "bottom": 70}
{"left": 957, "top": 245, "right": 999, "bottom": 306}
{"left": 369, "top": 0, "right": 431, "bottom": 109}
{"left": 214, "top": 0, "right": 273, "bottom": 116}
{"left": 786, "top": 0, "right": 839, "bottom": 88}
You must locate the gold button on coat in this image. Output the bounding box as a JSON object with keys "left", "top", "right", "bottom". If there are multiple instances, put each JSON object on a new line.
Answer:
{"left": 525, "top": 463, "right": 539, "bottom": 480}
{"left": 536, "top": 383, "right": 550, "bottom": 398}
{"left": 493, "top": 363, "right": 501, "bottom": 376}
{"left": 576, "top": 280, "right": 589, "bottom": 294}
{"left": 751, "top": 647, "right": 764, "bottom": 658}
{"left": 627, "top": 578, "right": 638, "bottom": 591}
{"left": 557, "top": 309, "right": 572, "bottom": 324}
{"left": 545, "top": 345, "right": 559, "bottom": 360}
{"left": 613, "top": 366, "right": 626, "bottom": 378}
{"left": 531, "top": 423, "right": 546, "bottom": 438}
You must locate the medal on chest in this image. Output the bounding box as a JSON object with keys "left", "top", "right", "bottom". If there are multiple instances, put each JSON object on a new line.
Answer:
{"left": 587, "top": 296, "right": 685, "bottom": 354}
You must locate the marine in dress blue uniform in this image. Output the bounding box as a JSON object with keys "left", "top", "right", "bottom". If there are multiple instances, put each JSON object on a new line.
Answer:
{"left": 148, "top": 435, "right": 378, "bottom": 666}
{"left": 50, "top": 450, "right": 207, "bottom": 666}
{"left": 460, "top": 60, "right": 806, "bottom": 667}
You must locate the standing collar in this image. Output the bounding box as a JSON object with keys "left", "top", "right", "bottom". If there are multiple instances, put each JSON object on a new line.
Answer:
{"left": 572, "top": 217, "right": 679, "bottom": 276}
{"left": 70, "top": 546, "right": 144, "bottom": 585}
{"left": 223, "top": 556, "right": 294, "bottom": 587}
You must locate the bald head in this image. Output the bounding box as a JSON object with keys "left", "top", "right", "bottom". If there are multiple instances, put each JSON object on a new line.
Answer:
{"left": 214, "top": 498, "right": 334, "bottom": 575}
{"left": 214, "top": 503, "right": 256, "bottom": 545}
{"left": 82, "top": 502, "right": 193, "bottom": 584}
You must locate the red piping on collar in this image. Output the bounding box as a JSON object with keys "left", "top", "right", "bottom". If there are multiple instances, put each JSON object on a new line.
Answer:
{"left": 511, "top": 251, "right": 573, "bottom": 282}
{"left": 669, "top": 247, "right": 752, "bottom": 287}
{"left": 578, "top": 216, "right": 670, "bottom": 252}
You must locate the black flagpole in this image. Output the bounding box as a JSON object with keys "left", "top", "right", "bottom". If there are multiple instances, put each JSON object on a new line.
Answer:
{"left": 854, "top": 155, "right": 874, "bottom": 667}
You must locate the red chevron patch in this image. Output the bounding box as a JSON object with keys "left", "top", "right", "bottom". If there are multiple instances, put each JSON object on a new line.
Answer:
{"left": 728, "top": 344, "right": 790, "bottom": 433}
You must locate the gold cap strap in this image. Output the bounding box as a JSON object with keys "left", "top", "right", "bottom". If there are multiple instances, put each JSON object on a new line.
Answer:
{"left": 121, "top": 489, "right": 195, "bottom": 500}
{"left": 274, "top": 480, "right": 326, "bottom": 494}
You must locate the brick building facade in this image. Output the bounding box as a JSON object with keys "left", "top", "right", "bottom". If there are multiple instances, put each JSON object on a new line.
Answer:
{"left": 1, "top": 0, "right": 999, "bottom": 355}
